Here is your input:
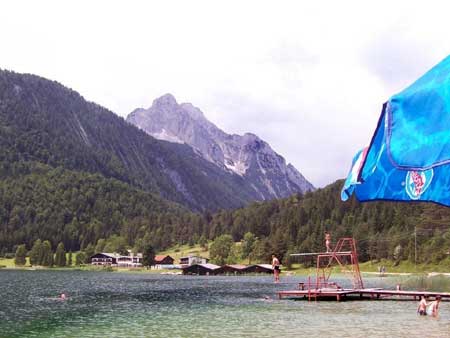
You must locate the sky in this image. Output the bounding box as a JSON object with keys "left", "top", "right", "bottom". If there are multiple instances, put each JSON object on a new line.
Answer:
{"left": 1, "top": 0, "right": 450, "bottom": 187}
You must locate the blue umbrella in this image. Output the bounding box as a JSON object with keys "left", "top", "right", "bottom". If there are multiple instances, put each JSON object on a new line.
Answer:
{"left": 342, "top": 55, "right": 450, "bottom": 206}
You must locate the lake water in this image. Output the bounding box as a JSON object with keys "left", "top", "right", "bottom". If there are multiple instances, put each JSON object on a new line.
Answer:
{"left": 0, "top": 270, "right": 449, "bottom": 338}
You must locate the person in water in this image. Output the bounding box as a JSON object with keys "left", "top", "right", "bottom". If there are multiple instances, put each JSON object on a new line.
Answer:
{"left": 271, "top": 254, "right": 281, "bottom": 283}
{"left": 60, "top": 293, "right": 67, "bottom": 300}
{"left": 428, "top": 296, "right": 441, "bottom": 317}
{"left": 417, "top": 296, "right": 428, "bottom": 316}
{"left": 325, "top": 232, "right": 332, "bottom": 252}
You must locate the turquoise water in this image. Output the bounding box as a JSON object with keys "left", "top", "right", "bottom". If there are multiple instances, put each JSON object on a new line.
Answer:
{"left": 0, "top": 271, "right": 449, "bottom": 337}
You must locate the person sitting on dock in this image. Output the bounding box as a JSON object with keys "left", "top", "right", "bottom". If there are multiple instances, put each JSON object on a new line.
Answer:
{"left": 417, "top": 296, "right": 429, "bottom": 316}
{"left": 272, "top": 254, "right": 280, "bottom": 283}
{"left": 325, "top": 232, "right": 332, "bottom": 252}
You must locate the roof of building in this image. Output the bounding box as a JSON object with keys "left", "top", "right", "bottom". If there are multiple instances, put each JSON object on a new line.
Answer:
{"left": 223, "top": 264, "right": 248, "bottom": 270}
{"left": 256, "top": 264, "right": 273, "bottom": 269}
{"left": 92, "top": 252, "right": 119, "bottom": 258}
{"left": 155, "top": 255, "right": 174, "bottom": 261}
{"left": 183, "top": 263, "right": 221, "bottom": 270}
{"left": 92, "top": 252, "right": 143, "bottom": 259}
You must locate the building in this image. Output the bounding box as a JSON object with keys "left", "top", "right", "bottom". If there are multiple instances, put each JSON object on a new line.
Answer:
{"left": 180, "top": 255, "right": 209, "bottom": 266}
{"left": 90, "top": 252, "right": 142, "bottom": 267}
{"left": 243, "top": 264, "right": 274, "bottom": 274}
{"left": 155, "top": 255, "right": 175, "bottom": 265}
{"left": 90, "top": 253, "right": 118, "bottom": 266}
{"left": 220, "top": 264, "right": 248, "bottom": 275}
{"left": 117, "top": 252, "right": 142, "bottom": 267}
{"left": 182, "top": 263, "right": 222, "bottom": 275}
{"left": 154, "top": 255, "right": 175, "bottom": 269}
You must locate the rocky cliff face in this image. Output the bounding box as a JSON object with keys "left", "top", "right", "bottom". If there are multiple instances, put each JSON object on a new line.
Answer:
{"left": 127, "top": 94, "right": 315, "bottom": 199}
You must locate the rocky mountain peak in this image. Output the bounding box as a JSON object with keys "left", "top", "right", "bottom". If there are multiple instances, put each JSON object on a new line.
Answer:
{"left": 126, "top": 95, "right": 315, "bottom": 199}
{"left": 153, "top": 93, "right": 178, "bottom": 108}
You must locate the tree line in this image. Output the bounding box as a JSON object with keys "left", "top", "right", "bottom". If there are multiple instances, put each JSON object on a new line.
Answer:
{"left": 14, "top": 239, "right": 74, "bottom": 267}
{"left": 4, "top": 174, "right": 450, "bottom": 267}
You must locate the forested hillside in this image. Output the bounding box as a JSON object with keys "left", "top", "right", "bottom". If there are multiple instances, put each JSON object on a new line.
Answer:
{"left": 4, "top": 171, "right": 450, "bottom": 267}
{"left": 206, "top": 180, "right": 450, "bottom": 265}
{"left": 0, "top": 162, "right": 204, "bottom": 253}
{"left": 0, "top": 69, "right": 261, "bottom": 211}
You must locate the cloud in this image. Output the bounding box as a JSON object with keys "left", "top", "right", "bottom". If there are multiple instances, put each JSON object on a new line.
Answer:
{"left": 2, "top": 0, "right": 450, "bottom": 187}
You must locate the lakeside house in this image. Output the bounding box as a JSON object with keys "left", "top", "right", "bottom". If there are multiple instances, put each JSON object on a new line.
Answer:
{"left": 154, "top": 255, "right": 175, "bottom": 269}
{"left": 90, "top": 251, "right": 143, "bottom": 267}
{"left": 91, "top": 253, "right": 118, "bottom": 266}
{"left": 180, "top": 255, "right": 209, "bottom": 267}
{"left": 242, "top": 264, "right": 274, "bottom": 274}
{"left": 182, "top": 263, "right": 222, "bottom": 275}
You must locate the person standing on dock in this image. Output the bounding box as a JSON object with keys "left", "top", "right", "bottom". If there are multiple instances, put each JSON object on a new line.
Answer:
{"left": 417, "top": 296, "right": 429, "bottom": 316}
{"left": 272, "top": 254, "right": 280, "bottom": 283}
{"left": 325, "top": 232, "right": 332, "bottom": 252}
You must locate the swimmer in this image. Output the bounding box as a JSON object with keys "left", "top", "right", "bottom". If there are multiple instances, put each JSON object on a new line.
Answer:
{"left": 417, "top": 296, "right": 428, "bottom": 316}
{"left": 60, "top": 293, "right": 67, "bottom": 300}
{"left": 427, "top": 296, "right": 441, "bottom": 317}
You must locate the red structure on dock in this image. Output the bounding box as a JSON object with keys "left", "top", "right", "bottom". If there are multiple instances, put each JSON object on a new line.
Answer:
{"left": 290, "top": 237, "right": 363, "bottom": 292}
{"left": 316, "top": 237, "right": 363, "bottom": 289}
{"left": 282, "top": 237, "right": 450, "bottom": 302}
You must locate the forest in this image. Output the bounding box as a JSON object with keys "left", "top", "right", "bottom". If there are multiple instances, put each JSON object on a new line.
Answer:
{"left": 3, "top": 164, "right": 450, "bottom": 267}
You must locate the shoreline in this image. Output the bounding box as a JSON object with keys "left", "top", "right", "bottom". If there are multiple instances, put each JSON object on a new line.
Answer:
{"left": 2, "top": 266, "right": 450, "bottom": 278}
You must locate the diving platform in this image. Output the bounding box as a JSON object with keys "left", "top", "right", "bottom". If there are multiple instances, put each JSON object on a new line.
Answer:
{"left": 282, "top": 237, "right": 450, "bottom": 303}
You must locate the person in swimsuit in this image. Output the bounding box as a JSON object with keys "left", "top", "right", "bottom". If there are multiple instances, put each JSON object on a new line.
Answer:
{"left": 428, "top": 296, "right": 441, "bottom": 317}
{"left": 417, "top": 296, "right": 428, "bottom": 316}
{"left": 325, "top": 232, "right": 332, "bottom": 252}
{"left": 272, "top": 255, "right": 280, "bottom": 283}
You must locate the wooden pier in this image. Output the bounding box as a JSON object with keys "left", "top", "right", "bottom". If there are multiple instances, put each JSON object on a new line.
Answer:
{"left": 277, "top": 286, "right": 450, "bottom": 302}
{"left": 284, "top": 238, "right": 450, "bottom": 303}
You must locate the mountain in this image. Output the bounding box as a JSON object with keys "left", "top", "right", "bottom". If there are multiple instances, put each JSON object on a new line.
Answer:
{"left": 127, "top": 94, "right": 314, "bottom": 199}
{"left": 0, "top": 69, "right": 267, "bottom": 211}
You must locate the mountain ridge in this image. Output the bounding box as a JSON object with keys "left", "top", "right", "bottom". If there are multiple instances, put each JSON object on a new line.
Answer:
{"left": 127, "top": 93, "right": 315, "bottom": 199}
{"left": 0, "top": 70, "right": 265, "bottom": 211}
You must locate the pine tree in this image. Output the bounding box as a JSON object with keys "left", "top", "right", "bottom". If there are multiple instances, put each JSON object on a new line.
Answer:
{"left": 210, "top": 234, "right": 233, "bottom": 265}
{"left": 55, "top": 242, "right": 66, "bottom": 267}
{"left": 41, "top": 240, "right": 54, "bottom": 267}
{"left": 84, "top": 244, "right": 95, "bottom": 263}
{"left": 95, "top": 238, "right": 106, "bottom": 253}
{"left": 142, "top": 244, "right": 155, "bottom": 267}
{"left": 75, "top": 252, "right": 86, "bottom": 266}
{"left": 29, "top": 239, "right": 43, "bottom": 266}
{"left": 14, "top": 244, "right": 27, "bottom": 266}
{"left": 198, "top": 235, "right": 208, "bottom": 251}
{"left": 241, "top": 232, "right": 256, "bottom": 263}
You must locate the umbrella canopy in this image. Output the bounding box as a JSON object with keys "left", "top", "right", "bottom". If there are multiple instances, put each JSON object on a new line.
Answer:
{"left": 342, "top": 55, "right": 450, "bottom": 206}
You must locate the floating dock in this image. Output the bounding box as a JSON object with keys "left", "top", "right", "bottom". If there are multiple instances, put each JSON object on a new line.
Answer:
{"left": 277, "top": 285, "right": 450, "bottom": 302}
{"left": 283, "top": 237, "right": 450, "bottom": 302}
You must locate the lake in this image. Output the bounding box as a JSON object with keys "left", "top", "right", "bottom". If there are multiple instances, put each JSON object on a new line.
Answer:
{"left": 0, "top": 270, "right": 449, "bottom": 337}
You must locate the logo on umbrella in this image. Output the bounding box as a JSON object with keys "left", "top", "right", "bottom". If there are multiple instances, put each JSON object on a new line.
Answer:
{"left": 405, "top": 169, "right": 434, "bottom": 200}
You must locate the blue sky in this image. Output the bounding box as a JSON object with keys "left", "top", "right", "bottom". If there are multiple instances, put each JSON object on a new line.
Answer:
{"left": 1, "top": 0, "right": 450, "bottom": 187}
